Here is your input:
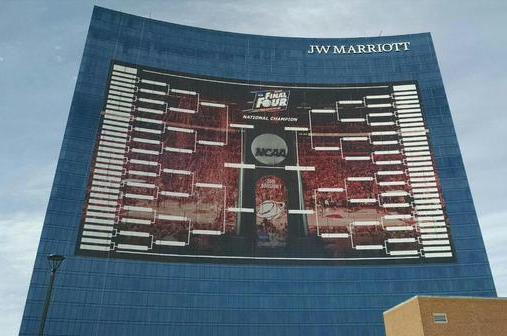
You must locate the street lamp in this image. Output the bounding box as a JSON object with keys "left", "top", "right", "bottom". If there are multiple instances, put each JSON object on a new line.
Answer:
{"left": 38, "top": 254, "right": 65, "bottom": 336}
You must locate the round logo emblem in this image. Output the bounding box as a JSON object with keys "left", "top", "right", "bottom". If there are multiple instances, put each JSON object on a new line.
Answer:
{"left": 256, "top": 200, "right": 286, "bottom": 220}
{"left": 251, "top": 133, "right": 288, "bottom": 165}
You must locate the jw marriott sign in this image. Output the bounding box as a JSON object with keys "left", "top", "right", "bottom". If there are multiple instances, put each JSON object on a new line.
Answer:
{"left": 307, "top": 41, "right": 411, "bottom": 54}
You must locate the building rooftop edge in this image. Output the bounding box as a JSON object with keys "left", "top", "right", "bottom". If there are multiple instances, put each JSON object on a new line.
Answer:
{"left": 383, "top": 295, "right": 505, "bottom": 315}
{"left": 93, "top": 5, "right": 432, "bottom": 41}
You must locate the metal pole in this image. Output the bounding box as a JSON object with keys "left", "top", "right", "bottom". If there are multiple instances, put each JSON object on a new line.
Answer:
{"left": 38, "top": 253, "right": 65, "bottom": 336}
{"left": 38, "top": 268, "right": 57, "bottom": 336}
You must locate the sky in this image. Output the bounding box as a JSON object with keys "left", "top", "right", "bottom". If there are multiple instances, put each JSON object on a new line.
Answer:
{"left": 0, "top": 0, "right": 506, "bottom": 335}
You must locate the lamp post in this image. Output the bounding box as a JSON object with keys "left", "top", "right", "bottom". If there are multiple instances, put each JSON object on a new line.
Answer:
{"left": 38, "top": 254, "right": 65, "bottom": 336}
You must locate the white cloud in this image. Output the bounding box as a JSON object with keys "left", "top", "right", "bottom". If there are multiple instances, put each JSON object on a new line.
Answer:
{"left": 479, "top": 210, "right": 507, "bottom": 296}
{"left": 0, "top": 213, "right": 43, "bottom": 336}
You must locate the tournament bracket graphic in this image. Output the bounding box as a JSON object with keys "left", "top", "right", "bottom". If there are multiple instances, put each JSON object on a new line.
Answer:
{"left": 77, "top": 61, "right": 454, "bottom": 264}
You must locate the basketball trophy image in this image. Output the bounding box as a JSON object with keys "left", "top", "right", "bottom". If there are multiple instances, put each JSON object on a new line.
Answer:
{"left": 255, "top": 177, "right": 288, "bottom": 248}
{"left": 257, "top": 201, "right": 286, "bottom": 221}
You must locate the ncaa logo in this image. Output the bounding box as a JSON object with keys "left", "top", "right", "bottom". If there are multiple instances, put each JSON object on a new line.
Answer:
{"left": 251, "top": 133, "right": 288, "bottom": 165}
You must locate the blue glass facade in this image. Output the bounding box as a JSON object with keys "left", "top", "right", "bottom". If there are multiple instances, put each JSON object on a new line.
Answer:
{"left": 19, "top": 6, "right": 496, "bottom": 336}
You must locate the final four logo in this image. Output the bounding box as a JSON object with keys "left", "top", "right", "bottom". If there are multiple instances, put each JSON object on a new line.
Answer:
{"left": 249, "top": 90, "right": 289, "bottom": 113}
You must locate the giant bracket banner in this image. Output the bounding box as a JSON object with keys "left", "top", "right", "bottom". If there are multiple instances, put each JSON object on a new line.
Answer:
{"left": 76, "top": 61, "right": 454, "bottom": 264}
